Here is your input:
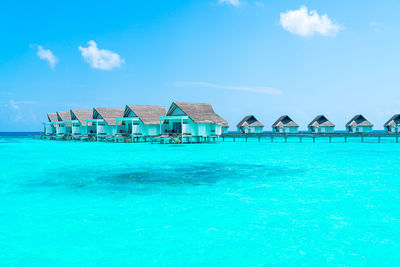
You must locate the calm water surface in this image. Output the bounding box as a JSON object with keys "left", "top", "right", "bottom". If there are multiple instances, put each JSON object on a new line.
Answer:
{"left": 0, "top": 135, "right": 399, "bottom": 266}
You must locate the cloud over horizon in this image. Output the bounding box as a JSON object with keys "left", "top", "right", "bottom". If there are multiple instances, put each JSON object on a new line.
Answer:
{"left": 280, "top": 6, "right": 341, "bottom": 37}
{"left": 78, "top": 40, "right": 125, "bottom": 70}
{"left": 173, "top": 81, "right": 282, "bottom": 95}
{"left": 5, "top": 99, "right": 38, "bottom": 110}
{"left": 218, "top": 0, "right": 240, "bottom": 7}
{"left": 36, "top": 45, "right": 58, "bottom": 68}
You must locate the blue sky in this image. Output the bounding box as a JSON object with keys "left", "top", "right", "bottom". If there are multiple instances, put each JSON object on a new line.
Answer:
{"left": 1, "top": 0, "right": 400, "bottom": 131}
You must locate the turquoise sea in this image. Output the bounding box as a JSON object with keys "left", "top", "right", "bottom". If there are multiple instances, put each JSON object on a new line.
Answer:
{"left": 0, "top": 134, "right": 399, "bottom": 266}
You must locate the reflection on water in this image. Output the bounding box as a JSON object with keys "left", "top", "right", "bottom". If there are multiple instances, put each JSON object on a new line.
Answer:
{"left": 20, "top": 162, "right": 305, "bottom": 192}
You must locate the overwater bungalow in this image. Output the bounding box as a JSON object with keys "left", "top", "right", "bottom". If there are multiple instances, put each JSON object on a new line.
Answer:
{"left": 384, "top": 114, "right": 400, "bottom": 133}
{"left": 308, "top": 115, "right": 335, "bottom": 133}
{"left": 236, "top": 115, "right": 264, "bottom": 133}
{"left": 86, "top": 107, "right": 125, "bottom": 140}
{"left": 346, "top": 115, "right": 373, "bottom": 133}
{"left": 70, "top": 109, "right": 94, "bottom": 137}
{"left": 160, "top": 102, "right": 227, "bottom": 142}
{"left": 116, "top": 105, "right": 166, "bottom": 139}
{"left": 221, "top": 121, "right": 229, "bottom": 133}
{"left": 55, "top": 111, "right": 72, "bottom": 135}
{"left": 43, "top": 113, "right": 58, "bottom": 135}
{"left": 272, "top": 115, "right": 299, "bottom": 133}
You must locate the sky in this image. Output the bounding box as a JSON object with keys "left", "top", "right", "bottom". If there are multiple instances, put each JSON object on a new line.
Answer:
{"left": 1, "top": 0, "right": 400, "bottom": 131}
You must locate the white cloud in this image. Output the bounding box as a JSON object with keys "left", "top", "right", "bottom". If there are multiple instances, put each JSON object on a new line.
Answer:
{"left": 218, "top": 0, "right": 240, "bottom": 7}
{"left": 36, "top": 45, "right": 58, "bottom": 68}
{"left": 370, "top": 21, "right": 380, "bottom": 32}
{"left": 7, "top": 99, "right": 19, "bottom": 110}
{"left": 280, "top": 6, "right": 341, "bottom": 37}
{"left": 255, "top": 2, "right": 264, "bottom": 8}
{"left": 4, "top": 99, "right": 38, "bottom": 110}
{"left": 173, "top": 81, "right": 282, "bottom": 95}
{"left": 78, "top": 40, "right": 125, "bottom": 70}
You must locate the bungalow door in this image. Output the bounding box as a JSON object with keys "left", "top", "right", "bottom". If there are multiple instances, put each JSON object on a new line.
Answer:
{"left": 211, "top": 124, "right": 216, "bottom": 134}
{"left": 173, "top": 122, "right": 182, "bottom": 134}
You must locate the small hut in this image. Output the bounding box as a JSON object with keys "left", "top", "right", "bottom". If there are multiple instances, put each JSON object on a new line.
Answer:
{"left": 272, "top": 115, "right": 299, "bottom": 133}
{"left": 236, "top": 115, "right": 264, "bottom": 133}
{"left": 384, "top": 114, "right": 400, "bottom": 133}
{"left": 55, "top": 111, "right": 72, "bottom": 135}
{"left": 308, "top": 115, "right": 335, "bottom": 133}
{"left": 117, "top": 105, "right": 166, "bottom": 137}
{"left": 43, "top": 113, "right": 58, "bottom": 135}
{"left": 70, "top": 109, "right": 94, "bottom": 136}
{"left": 161, "top": 102, "right": 227, "bottom": 139}
{"left": 346, "top": 115, "right": 373, "bottom": 133}
{"left": 221, "top": 121, "right": 229, "bottom": 133}
{"left": 87, "top": 107, "right": 125, "bottom": 139}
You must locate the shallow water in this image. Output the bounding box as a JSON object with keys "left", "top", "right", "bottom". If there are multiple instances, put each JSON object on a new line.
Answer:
{"left": 0, "top": 136, "right": 399, "bottom": 266}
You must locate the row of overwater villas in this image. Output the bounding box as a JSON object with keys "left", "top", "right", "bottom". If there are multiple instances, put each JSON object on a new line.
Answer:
{"left": 236, "top": 114, "right": 400, "bottom": 133}
{"left": 43, "top": 102, "right": 229, "bottom": 141}
{"left": 43, "top": 102, "right": 400, "bottom": 141}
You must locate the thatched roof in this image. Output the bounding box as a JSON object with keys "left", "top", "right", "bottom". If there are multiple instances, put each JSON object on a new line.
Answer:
{"left": 167, "top": 102, "right": 227, "bottom": 125}
{"left": 125, "top": 105, "right": 166, "bottom": 125}
{"left": 236, "top": 115, "right": 264, "bottom": 128}
{"left": 346, "top": 115, "right": 373, "bottom": 127}
{"left": 308, "top": 115, "right": 335, "bottom": 128}
{"left": 93, "top": 107, "right": 124, "bottom": 126}
{"left": 47, "top": 113, "right": 58, "bottom": 122}
{"left": 71, "top": 109, "right": 93, "bottom": 126}
{"left": 384, "top": 114, "right": 400, "bottom": 127}
{"left": 56, "top": 111, "right": 71, "bottom": 121}
{"left": 272, "top": 115, "right": 299, "bottom": 128}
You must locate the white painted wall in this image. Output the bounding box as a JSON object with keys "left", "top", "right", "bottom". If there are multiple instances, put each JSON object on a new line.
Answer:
{"left": 56, "top": 126, "right": 66, "bottom": 134}
{"left": 45, "top": 125, "right": 54, "bottom": 134}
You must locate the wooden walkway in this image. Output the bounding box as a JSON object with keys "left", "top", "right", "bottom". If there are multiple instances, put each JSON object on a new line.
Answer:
{"left": 35, "top": 132, "right": 400, "bottom": 143}
{"left": 221, "top": 132, "right": 400, "bottom": 143}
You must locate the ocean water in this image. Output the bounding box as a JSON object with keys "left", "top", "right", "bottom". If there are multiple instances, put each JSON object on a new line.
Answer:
{"left": 0, "top": 135, "right": 399, "bottom": 266}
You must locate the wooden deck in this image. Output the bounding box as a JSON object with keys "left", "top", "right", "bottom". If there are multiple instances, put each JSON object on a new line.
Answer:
{"left": 221, "top": 132, "right": 400, "bottom": 143}
{"left": 34, "top": 132, "right": 400, "bottom": 143}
